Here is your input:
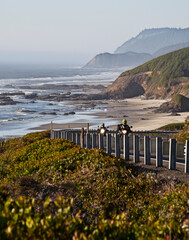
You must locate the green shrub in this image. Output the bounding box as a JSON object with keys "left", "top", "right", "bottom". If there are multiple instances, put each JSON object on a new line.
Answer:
{"left": 0, "top": 131, "right": 189, "bottom": 239}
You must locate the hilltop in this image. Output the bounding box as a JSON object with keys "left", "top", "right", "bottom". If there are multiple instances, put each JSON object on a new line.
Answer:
{"left": 115, "top": 27, "right": 189, "bottom": 54}
{"left": 94, "top": 47, "right": 189, "bottom": 99}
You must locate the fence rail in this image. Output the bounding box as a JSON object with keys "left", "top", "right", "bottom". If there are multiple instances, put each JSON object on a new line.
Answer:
{"left": 51, "top": 129, "right": 189, "bottom": 173}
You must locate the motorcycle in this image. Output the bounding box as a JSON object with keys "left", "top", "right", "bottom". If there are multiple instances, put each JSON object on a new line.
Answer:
{"left": 116, "top": 124, "right": 132, "bottom": 136}
{"left": 98, "top": 123, "right": 109, "bottom": 135}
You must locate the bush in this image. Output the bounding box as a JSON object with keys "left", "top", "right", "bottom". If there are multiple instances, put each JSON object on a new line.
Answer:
{"left": 0, "top": 131, "right": 189, "bottom": 239}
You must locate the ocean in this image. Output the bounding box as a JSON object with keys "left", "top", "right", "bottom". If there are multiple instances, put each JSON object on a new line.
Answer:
{"left": 0, "top": 64, "right": 121, "bottom": 138}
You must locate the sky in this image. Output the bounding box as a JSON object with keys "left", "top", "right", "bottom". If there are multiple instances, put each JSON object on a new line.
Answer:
{"left": 0, "top": 0, "right": 189, "bottom": 65}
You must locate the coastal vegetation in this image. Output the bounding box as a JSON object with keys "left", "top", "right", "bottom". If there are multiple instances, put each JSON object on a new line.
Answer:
{"left": 121, "top": 47, "right": 189, "bottom": 85}
{"left": 157, "top": 122, "right": 185, "bottom": 131}
{"left": 173, "top": 117, "right": 189, "bottom": 142}
{"left": 0, "top": 131, "right": 189, "bottom": 239}
{"left": 100, "top": 47, "right": 189, "bottom": 100}
{"left": 172, "top": 94, "right": 189, "bottom": 108}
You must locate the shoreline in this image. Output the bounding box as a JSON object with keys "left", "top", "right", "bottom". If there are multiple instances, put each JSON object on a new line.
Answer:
{"left": 32, "top": 97, "right": 189, "bottom": 131}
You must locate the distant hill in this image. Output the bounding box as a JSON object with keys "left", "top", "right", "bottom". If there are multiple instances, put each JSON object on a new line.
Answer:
{"left": 84, "top": 28, "right": 189, "bottom": 69}
{"left": 154, "top": 41, "right": 189, "bottom": 57}
{"left": 115, "top": 28, "right": 189, "bottom": 54}
{"left": 84, "top": 52, "right": 153, "bottom": 69}
{"left": 93, "top": 47, "right": 189, "bottom": 99}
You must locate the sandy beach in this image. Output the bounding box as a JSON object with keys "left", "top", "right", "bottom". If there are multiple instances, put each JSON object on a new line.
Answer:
{"left": 32, "top": 97, "right": 189, "bottom": 131}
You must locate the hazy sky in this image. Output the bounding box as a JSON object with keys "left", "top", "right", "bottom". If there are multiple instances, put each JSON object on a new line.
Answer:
{"left": 1, "top": 0, "right": 189, "bottom": 65}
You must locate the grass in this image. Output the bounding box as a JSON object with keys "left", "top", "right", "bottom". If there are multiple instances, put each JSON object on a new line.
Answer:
{"left": 120, "top": 47, "right": 189, "bottom": 84}
{"left": 157, "top": 122, "right": 185, "bottom": 131}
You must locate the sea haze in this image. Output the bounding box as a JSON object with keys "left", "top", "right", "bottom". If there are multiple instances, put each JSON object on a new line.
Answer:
{"left": 0, "top": 64, "right": 121, "bottom": 138}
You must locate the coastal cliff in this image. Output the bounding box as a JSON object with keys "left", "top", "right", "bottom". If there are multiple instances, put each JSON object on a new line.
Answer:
{"left": 92, "top": 47, "right": 189, "bottom": 100}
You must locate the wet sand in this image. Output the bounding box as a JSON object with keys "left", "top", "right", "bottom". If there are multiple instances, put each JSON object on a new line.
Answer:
{"left": 32, "top": 97, "right": 189, "bottom": 131}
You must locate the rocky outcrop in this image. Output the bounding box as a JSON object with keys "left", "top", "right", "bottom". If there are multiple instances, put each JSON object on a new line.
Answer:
{"left": 101, "top": 72, "right": 147, "bottom": 99}
{"left": 156, "top": 94, "right": 189, "bottom": 113}
{"left": 0, "top": 92, "right": 24, "bottom": 105}
{"left": 156, "top": 101, "right": 182, "bottom": 113}
{"left": 0, "top": 95, "right": 20, "bottom": 105}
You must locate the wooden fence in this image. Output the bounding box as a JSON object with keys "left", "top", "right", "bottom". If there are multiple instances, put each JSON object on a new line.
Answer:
{"left": 51, "top": 129, "right": 189, "bottom": 173}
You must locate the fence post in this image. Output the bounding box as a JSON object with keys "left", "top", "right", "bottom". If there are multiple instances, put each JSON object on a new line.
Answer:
{"left": 106, "top": 133, "right": 111, "bottom": 154}
{"left": 76, "top": 133, "right": 80, "bottom": 145}
{"left": 92, "top": 133, "right": 97, "bottom": 149}
{"left": 51, "top": 130, "right": 55, "bottom": 139}
{"left": 57, "top": 131, "right": 59, "bottom": 139}
{"left": 115, "top": 134, "right": 120, "bottom": 158}
{"left": 53, "top": 131, "right": 56, "bottom": 139}
{"left": 144, "top": 136, "right": 150, "bottom": 165}
{"left": 123, "top": 135, "right": 129, "bottom": 161}
{"left": 86, "top": 133, "right": 91, "bottom": 149}
{"left": 60, "top": 131, "right": 63, "bottom": 139}
{"left": 133, "top": 135, "right": 139, "bottom": 163}
{"left": 72, "top": 133, "right": 76, "bottom": 143}
{"left": 63, "top": 131, "right": 66, "bottom": 139}
{"left": 69, "top": 133, "right": 72, "bottom": 140}
{"left": 169, "top": 139, "right": 176, "bottom": 170}
{"left": 65, "top": 131, "right": 68, "bottom": 140}
{"left": 99, "top": 134, "right": 104, "bottom": 150}
{"left": 81, "top": 128, "right": 84, "bottom": 148}
{"left": 185, "top": 140, "right": 189, "bottom": 173}
{"left": 156, "top": 137, "right": 162, "bottom": 167}
{"left": 86, "top": 123, "right": 89, "bottom": 133}
{"left": 68, "top": 132, "right": 72, "bottom": 140}
{"left": 69, "top": 132, "right": 72, "bottom": 140}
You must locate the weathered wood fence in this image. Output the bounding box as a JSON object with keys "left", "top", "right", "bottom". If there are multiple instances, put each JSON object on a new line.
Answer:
{"left": 51, "top": 129, "right": 189, "bottom": 173}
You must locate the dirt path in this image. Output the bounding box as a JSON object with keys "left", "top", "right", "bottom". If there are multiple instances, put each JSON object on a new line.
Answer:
{"left": 127, "top": 157, "right": 189, "bottom": 184}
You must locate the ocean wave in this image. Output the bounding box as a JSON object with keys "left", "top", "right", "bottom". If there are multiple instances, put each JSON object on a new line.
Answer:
{"left": 0, "top": 117, "right": 24, "bottom": 123}
{"left": 0, "top": 71, "right": 120, "bottom": 88}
